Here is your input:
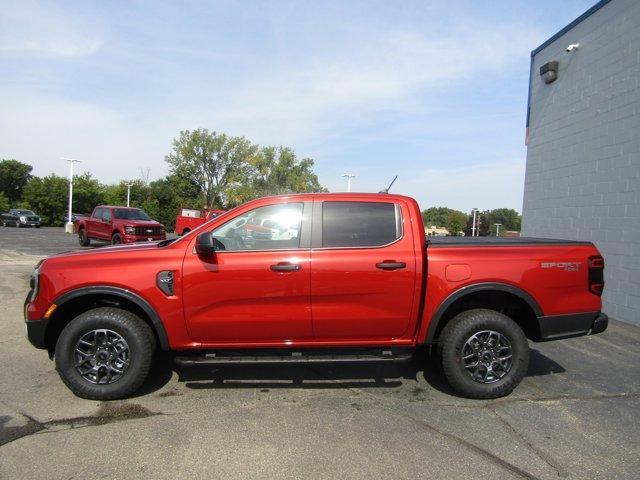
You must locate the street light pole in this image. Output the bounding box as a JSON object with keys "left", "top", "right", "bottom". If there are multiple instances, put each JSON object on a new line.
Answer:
{"left": 494, "top": 223, "right": 502, "bottom": 237}
{"left": 62, "top": 158, "right": 81, "bottom": 234}
{"left": 471, "top": 208, "right": 478, "bottom": 237}
{"left": 125, "top": 183, "right": 133, "bottom": 207}
{"left": 342, "top": 173, "right": 356, "bottom": 192}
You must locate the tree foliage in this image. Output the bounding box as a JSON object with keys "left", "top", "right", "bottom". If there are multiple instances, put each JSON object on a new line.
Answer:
{"left": 0, "top": 192, "right": 9, "bottom": 214}
{"left": 166, "top": 130, "right": 325, "bottom": 209}
{"left": 165, "top": 129, "right": 257, "bottom": 209}
{"left": 0, "top": 159, "right": 33, "bottom": 203}
{"left": 22, "top": 175, "right": 68, "bottom": 225}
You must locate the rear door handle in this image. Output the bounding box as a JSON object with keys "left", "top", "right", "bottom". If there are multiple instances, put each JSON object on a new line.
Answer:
{"left": 270, "top": 263, "right": 301, "bottom": 272}
{"left": 376, "top": 261, "right": 406, "bottom": 270}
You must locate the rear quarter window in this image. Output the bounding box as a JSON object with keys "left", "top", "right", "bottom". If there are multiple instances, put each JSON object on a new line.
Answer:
{"left": 322, "top": 201, "right": 401, "bottom": 248}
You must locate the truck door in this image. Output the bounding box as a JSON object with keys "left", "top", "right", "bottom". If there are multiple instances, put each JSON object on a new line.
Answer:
{"left": 181, "top": 201, "right": 313, "bottom": 343}
{"left": 310, "top": 200, "right": 417, "bottom": 340}
{"left": 88, "top": 208, "right": 105, "bottom": 240}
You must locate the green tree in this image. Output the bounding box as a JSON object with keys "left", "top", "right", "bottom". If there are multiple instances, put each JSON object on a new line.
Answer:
{"left": 73, "top": 173, "right": 105, "bottom": 215}
{"left": 486, "top": 208, "right": 522, "bottom": 235}
{"left": 240, "top": 146, "right": 325, "bottom": 202}
{"left": 0, "top": 192, "right": 9, "bottom": 213}
{"left": 0, "top": 159, "right": 33, "bottom": 203}
{"left": 165, "top": 129, "right": 258, "bottom": 209}
{"left": 22, "top": 175, "right": 68, "bottom": 226}
{"left": 422, "top": 207, "right": 466, "bottom": 229}
{"left": 445, "top": 211, "right": 468, "bottom": 236}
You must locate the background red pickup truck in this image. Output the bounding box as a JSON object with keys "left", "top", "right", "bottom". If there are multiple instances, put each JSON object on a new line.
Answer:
{"left": 75, "top": 205, "right": 166, "bottom": 245}
{"left": 174, "top": 208, "right": 225, "bottom": 236}
{"left": 26, "top": 193, "right": 606, "bottom": 400}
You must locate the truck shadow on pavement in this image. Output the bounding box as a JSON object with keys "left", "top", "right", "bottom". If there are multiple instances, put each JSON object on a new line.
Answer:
{"left": 135, "top": 348, "right": 565, "bottom": 398}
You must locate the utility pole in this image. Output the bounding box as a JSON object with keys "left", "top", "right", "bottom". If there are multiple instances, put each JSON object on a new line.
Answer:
{"left": 342, "top": 173, "right": 356, "bottom": 192}
{"left": 471, "top": 208, "right": 478, "bottom": 237}
{"left": 125, "top": 183, "right": 133, "bottom": 207}
{"left": 62, "top": 158, "right": 81, "bottom": 234}
{"left": 494, "top": 223, "right": 502, "bottom": 237}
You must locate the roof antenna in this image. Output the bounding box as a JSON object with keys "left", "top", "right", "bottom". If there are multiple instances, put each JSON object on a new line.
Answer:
{"left": 379, "top": 175, "right": 398, "bottom": 194}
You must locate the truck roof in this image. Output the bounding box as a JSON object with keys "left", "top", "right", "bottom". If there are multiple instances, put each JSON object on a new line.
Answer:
{"left": 259, "top": 192, "right": 416, "bottom": 202}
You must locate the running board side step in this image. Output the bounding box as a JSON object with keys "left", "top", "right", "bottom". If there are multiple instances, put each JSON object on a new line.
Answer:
{"left": 174, "top": 348, "right": 414, "bottom": 367}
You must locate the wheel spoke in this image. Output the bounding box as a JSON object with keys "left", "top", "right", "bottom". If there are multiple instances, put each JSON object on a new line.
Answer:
{"left": 462, "top": 330, "right": 513, "bottom": 384}
{"left": 74, "top": 329, "right": 130, "bottom": 385}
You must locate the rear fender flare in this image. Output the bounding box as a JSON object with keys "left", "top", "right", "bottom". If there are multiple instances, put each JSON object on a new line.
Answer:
{"left": 425, "top": 282, "right": 543, "bottom": 344}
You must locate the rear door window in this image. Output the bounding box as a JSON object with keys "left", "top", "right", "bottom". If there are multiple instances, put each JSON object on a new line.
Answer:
{"left": 321, "top": 202, "right": 401, "bottom": 248}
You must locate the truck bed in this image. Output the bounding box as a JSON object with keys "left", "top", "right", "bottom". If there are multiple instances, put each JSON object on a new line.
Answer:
{"left": 426, "top": 236, "right": 594, "bottom": 247}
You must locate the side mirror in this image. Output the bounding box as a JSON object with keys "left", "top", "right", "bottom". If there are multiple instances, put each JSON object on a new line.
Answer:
{"left": 195, "top": 232, "right": 216, "bottom": 256}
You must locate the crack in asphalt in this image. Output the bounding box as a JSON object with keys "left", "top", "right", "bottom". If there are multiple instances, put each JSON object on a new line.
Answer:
{"left": 489, "top": 406, "right": 568, "bottom": 478}
{"left": 1, "top": 403, "right": 161, "bottom": 447}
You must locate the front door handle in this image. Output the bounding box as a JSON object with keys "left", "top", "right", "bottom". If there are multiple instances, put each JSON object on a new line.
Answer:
{"left": 270, "top": 263, "right": 301, "bottom": 272}
{"left": 376, "top": 261, "right": 406, "bottom": 270}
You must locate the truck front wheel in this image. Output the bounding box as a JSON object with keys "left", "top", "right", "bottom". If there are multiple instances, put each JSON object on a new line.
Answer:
{"left": 54, "top": 307, "right": 155, "bottom": 400}
{"left": 112, "top": 233, "right": 123, "bottom": 244}
{"left": 78, "top": 228, "right": 90, "bottom": 246}
{"left": 439, "top": 309, "right": 530, "bottom": 399}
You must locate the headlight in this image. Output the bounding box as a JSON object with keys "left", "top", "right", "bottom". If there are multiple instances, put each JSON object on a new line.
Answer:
{"left": 20, "top": 216, "right": 26, "bottom": 222}
{"left": 29, "top": 266, "right": 40, "bottom": 302}
{"left": 124, "top": 226, "right": 135, "bottom": 234}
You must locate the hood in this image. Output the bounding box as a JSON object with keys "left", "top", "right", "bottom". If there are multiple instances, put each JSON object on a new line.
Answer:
{"left": 47, "top": 241, "right": 161, "bottom": 260}
{"left": 118, "top": 219, "right": 163, "bottom": 227}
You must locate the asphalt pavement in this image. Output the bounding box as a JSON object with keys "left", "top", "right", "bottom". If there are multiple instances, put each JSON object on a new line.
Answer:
{"left": 1, "top": 227, "right": 639, "bottom": 479}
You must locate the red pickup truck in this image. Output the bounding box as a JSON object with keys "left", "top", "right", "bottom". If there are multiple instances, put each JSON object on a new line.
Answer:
{"left": 174, "top": 208, "right": 225, "bottom": 236}
{"left": 25, "top": 193, "right": 607, "bottom": 400}
{"left": 75, "top": 206, "right": 166, "bottom": 245}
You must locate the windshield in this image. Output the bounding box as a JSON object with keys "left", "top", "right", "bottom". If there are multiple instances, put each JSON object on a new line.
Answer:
{"left": 13, "top": 210, "right": 35, "bottom": 215}
{"left": 113, "top": 208, "right": 151, "bottom": 220}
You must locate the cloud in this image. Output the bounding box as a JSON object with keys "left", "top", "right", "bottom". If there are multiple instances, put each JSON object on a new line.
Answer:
{"left": 0, "top": 2, "right": 103, "bottom": 57}
{"left": 399, "top": 161, "right": 526, "bottom": 213}
{"left": 215, "top": 22, "right": 540, "bottom": 144}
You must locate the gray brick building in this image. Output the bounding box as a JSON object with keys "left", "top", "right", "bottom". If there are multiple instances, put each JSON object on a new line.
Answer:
{"left": 522, "top": 0, "right": 640, "bottom": 325}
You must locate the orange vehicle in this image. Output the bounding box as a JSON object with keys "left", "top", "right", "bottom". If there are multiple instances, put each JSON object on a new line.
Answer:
{"left": 25, "top": 193, "right": 607, "bottom": 400}
{"left": 174, "top": 208, "right": 225, "bottom": 236}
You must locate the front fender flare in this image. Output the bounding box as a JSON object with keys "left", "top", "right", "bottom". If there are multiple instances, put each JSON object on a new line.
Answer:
{"left": 53, "top": 286, "right": 170, "bottom": 350}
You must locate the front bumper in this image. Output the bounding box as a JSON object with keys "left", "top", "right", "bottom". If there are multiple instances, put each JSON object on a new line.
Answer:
{"left": 25, "top": 318, "right": 48, "bottom": 349}
{"left": 537, "top": 311, "right": 608, "bottom": 341}
{"left": 19, "top": 221, "right": 40, "bottom": 227}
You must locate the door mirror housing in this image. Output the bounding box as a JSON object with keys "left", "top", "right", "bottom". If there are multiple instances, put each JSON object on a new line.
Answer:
{"left": 195, "top": 232, "right": 216, "bottom": 256}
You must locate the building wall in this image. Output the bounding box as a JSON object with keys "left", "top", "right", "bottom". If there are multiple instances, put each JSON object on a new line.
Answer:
{"left": 522, "top": 0, "right": 640, "bottom": 325}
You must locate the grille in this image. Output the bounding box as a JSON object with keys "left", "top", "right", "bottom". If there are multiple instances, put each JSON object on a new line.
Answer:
{"left": 134, "top": 226, "right": 163, "bottom": 236}
{"left": 27, "top": 216, "right": 39, "bottom": 222}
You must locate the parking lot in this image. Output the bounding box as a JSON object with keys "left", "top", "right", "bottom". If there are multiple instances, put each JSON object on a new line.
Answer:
{"left": 1, "top": 227, "right": 639, "bottom": 479}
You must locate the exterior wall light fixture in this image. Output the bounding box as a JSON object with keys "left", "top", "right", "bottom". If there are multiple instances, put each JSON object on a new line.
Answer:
{"left": 540, "top": 61, "right": 558, "bottom": 84}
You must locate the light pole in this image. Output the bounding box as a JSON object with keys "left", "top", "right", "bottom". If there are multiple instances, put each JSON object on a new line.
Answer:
{"left": 471, "top": 208, "right": 478, "bottom": 237}
{"left": 62, "top": 158, "right": 81, "bottom": 234}
{"left": 342, "top": 173, "right": 356, "bottom": 192}
{"left": 494, "top": 223, "right": 502, "bottom": 237}
{"left": 125, "top": 183, "right": 133, "bottom": 207}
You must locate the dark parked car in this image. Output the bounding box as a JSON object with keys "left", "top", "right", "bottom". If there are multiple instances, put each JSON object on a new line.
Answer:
{"left": 1, "top": 209, "right": 41, "bottom": 228}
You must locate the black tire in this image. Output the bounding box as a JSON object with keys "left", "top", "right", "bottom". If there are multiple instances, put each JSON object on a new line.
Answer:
{"left": 112, "top": 233, "right": 123, "bottom": 244}
{"left": 439, "top": 309, "right": 530, "bottom": 399}
{"left": 182, "top": 228, "right": 190, "bottom": 236}
{"left": 55, "top": 307, "right": 155, "bottom": 400}
{"left": 78, "top": 228, "right": 90, "bottom": 246}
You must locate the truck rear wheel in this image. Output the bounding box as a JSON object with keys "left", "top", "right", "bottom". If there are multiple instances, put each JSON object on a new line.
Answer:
{"left": 438, "top": 309, "right": 530, "bottom": 399}
{"left": 54, "top": 307, "right": 155, "bottom": 400}
{"left": 78, "top": 228, "right": 90, "bottom": 246}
